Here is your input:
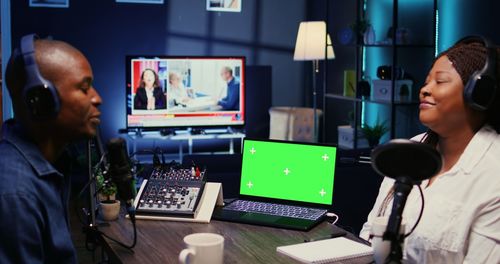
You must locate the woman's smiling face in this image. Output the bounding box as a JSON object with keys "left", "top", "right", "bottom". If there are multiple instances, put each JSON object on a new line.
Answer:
{"left": 419, "top": 55, "right": 470, "bottom": 134}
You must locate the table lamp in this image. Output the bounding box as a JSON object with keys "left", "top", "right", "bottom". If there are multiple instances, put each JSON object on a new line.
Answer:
{"left": 294, "top": 21, "right": 335, "bottom": 142}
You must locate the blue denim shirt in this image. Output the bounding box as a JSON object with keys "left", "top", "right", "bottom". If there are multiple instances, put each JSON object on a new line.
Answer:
{"left": 218, "top": 77, "right": 240, "bottom": 110}
{"left": 0, "top": 120, "right": 77, "bottom": 263}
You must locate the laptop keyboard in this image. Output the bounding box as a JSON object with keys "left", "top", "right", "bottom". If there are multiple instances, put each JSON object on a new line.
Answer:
{"left": 224, "top": 200, "right": 327, "bottom": 221}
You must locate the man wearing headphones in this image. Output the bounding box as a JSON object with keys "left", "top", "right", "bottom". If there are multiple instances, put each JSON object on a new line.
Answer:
{"left": 360, "top": 36, "right": 500, "bottom": 263}
{"left": 0, "top": 35, "right": 102, "bottom": 263}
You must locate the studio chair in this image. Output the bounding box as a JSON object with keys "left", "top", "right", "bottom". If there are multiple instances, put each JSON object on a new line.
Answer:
{"left": 268, "top": 107, "right": 322, "bottom": 143}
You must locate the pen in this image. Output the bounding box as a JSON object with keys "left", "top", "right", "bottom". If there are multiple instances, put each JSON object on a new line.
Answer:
{"left": 304, "top": 230, "right": 347, "bottom": 243}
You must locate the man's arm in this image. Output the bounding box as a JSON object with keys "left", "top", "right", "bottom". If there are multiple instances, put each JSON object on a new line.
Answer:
{"left": 218, "top": 83, "right": 239, "bottom": 110}
{"left": 0, "top": 193, "right": 45, "bottom": 264}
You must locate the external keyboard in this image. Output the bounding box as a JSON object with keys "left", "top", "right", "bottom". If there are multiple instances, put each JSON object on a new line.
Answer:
{"left": 224, "top": 200, "right": 327, "bottom": 221}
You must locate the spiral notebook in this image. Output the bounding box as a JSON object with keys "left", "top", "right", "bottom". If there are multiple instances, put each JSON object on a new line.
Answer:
{"left": 276, "top": 237, "right": 373, "bottom": 263}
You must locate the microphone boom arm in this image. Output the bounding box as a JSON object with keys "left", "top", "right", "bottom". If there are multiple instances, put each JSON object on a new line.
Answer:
{"left": 383, "top": 176, "right": 413, "bottom": 263}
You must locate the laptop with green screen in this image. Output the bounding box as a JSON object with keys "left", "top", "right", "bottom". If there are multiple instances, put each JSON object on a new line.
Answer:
{"left": 212, "top": 138, "right": 337, "bottom": 230}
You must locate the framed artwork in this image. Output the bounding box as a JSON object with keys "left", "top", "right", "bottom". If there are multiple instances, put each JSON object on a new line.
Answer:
{"left": 116, "top": 0, "right": 164, "bottom": 3}
{"left": 207, "top": 0, "right": 241, "bottom": 12}
{"left": 29, "top": 0, "right": 69, "bottom": 8}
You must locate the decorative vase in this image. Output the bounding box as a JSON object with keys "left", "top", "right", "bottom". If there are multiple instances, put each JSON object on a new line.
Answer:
{"left": 100, "top": 200, "right": 121, "bottom": 221}
{"left": 357, "top": 80, "right": 371, "bottom": 99}
{"left": 363, "top": 26, "right": 376, "bottom": 45}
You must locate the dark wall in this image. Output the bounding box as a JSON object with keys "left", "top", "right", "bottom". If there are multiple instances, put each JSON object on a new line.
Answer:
{"left": 10, "top": 0, "right": 306, "bottom": 143}
{"left": 438, "top": 0, "right": 500, "bottom": 51}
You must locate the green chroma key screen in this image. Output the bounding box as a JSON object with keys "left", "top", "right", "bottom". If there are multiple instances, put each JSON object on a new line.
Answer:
{"left": 240, "top": 139, "right": 337, "bottom": 205}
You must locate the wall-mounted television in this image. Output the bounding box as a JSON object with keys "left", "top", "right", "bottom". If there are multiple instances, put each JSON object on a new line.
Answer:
{"left": 126, "top": 56, "right": 245, "bottom": 129}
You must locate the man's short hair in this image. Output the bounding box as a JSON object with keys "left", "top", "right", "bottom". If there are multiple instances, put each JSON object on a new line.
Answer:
{"left": 223, "top": 66, "right": 233, "bottom": 76}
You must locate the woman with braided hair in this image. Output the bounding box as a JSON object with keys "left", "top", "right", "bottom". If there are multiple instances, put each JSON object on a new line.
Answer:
{"left": 360, "top": 37, "right": 500, "bottom": 263}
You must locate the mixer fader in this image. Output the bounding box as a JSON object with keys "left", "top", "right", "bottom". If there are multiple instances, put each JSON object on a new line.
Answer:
{"left": 135, "top": 165, "right": 206, "bottom": 218}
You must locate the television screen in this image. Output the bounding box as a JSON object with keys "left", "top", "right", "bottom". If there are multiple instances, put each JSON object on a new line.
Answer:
{"left": 126, "top": 56, "right": 245, "bottom": 128}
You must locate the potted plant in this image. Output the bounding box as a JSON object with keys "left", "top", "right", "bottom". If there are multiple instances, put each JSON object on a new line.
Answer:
{"left": 361, "top": 121, "right": 389, "bottom": 148}
{"left": 350, "top": 18, "right": 372, "bottom": 44}
{"left": 96, "top": 171, "right": 121, "bottom": 221}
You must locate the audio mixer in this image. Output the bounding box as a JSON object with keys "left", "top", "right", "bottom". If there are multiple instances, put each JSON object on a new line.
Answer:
{"left": 135, "top": 165, "right": 206, "bottom": 218}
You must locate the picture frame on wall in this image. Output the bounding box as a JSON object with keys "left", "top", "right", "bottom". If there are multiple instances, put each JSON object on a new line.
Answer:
{"left": 207, "top": 0, "right": 241, "bottom": 12}
{"left": 116, "top": 0, "right": 164, "bottom": 4}
{"left": 29, "top": 0, "right": 69, "bottom": 8}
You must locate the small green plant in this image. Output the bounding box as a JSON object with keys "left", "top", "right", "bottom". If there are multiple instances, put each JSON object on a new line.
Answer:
{"left": 361, "top": 121, "right": 389, "bottom": 147}
{"left": 96, "top": 170, "right": 117, "bottom": 201}
{"left": 350, "top": 18, "right": 371, "bottom": 35}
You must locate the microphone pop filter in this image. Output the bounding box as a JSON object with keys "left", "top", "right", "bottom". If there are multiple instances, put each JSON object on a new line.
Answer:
{"left": 371, "top": 139, "right": 442, "bottom": 182}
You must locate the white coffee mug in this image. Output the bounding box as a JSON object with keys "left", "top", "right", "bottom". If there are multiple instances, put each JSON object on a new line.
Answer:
{"left": 178, "top": 233, "right": 224, "bottom": 264}
{"left": 370, "top": 216, "right": 406, "bottom": 264}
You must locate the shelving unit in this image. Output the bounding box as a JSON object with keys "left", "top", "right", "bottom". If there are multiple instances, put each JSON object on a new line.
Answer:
{"left": 323, "top": 0, "right": 437, "bottom": 148}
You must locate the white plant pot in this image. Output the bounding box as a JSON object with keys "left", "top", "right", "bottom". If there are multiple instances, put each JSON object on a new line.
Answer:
{"left": 100, "top": 200, "right": 121, "bottom": 221}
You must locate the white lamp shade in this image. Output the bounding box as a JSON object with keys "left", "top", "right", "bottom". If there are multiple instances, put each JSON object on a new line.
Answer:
{"left": 294, "top": 21, "right": 335, "bottom": 61}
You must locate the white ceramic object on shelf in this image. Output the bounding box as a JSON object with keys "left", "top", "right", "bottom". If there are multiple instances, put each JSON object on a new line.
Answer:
{"left": 364, "top": 26, "right": 376, "bottom": 45}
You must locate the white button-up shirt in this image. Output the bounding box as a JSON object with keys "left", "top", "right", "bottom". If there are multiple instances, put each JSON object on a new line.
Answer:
{"left": 360, "top": 125, "right": 500, "bottom": 263}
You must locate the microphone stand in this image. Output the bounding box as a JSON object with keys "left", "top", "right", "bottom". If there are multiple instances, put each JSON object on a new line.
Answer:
{"left": 81, "top": 138, "right": 102, "bottom": 253}
{"left": 83, "top": 133, "right": 109, "bottom": 252}
{"left": 383, "top": 176, "right": 413, "bottom": 264}
{"left": 88, "top": 139, "right": 97, "bottom": 227}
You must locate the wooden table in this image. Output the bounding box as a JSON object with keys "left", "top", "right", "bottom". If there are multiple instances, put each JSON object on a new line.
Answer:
{"left": 98, "top": 217, "right": 373, "bottom": 264}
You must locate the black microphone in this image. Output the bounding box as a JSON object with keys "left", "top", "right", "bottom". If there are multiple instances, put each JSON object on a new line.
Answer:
{"left": 107, "top": 137, "right": 135, "bottom": 211}
{"left": 371, "top": 138, "right": 441, "bottom": 182}
{"left": 371, "top": 139, "right": 442, "bottom": 263}
{"left": 105, "top": 137, "right": 138, "bottom": 248}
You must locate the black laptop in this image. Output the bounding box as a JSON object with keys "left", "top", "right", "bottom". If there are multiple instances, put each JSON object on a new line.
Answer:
{"left": 212, "top": 138, "right": 337, "bottom": 231}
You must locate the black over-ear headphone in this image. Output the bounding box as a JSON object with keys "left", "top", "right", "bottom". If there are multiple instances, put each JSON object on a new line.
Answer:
{"left": 19, "top": 34, "right": 60, "bottom": 119}
{"left": 459, "top": 36, "right": 498, "bottom": 111}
